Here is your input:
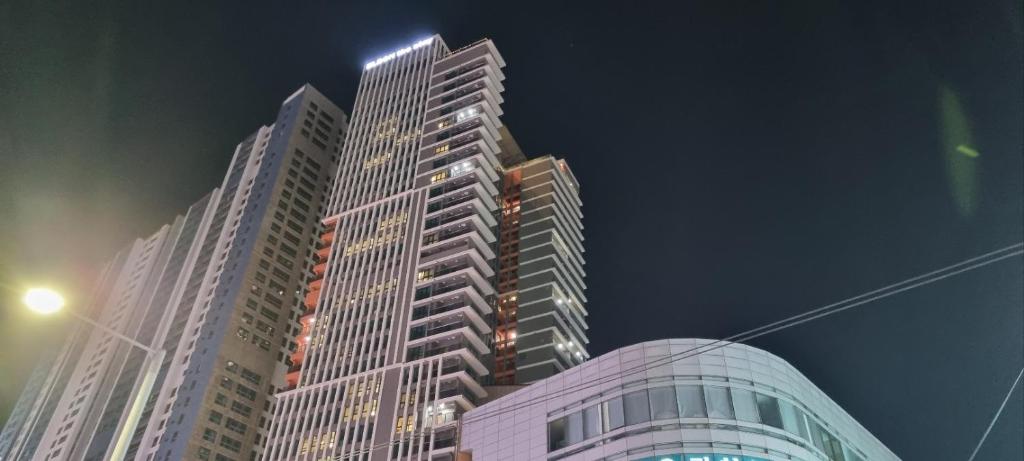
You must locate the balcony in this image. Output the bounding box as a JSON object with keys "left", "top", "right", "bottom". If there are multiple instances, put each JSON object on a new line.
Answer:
{"left": 427, "top": 182, "right": 496, "bottom": 213}
{"left": 412, "top": 289, "right": 491, "bottom": 322}
{"left": 320, "top": 230, "right": 335, "bottom": 246}
{"left": 406, "top": 324, "right": 489, "bottom": 356}
{"left": 304, "top": 290, "right": 320, "bottom": 310}
{"left": 419, "top": 233, "right": 495, "bottom": 265}
{"left": 409, "top": 314, "right": 490, "bottom": 343}
{"left": 421, "top": 215, "right": 496, "bottom": 247}
{"left": 426, "top": 174, "right": 498, "bottom": 206}
{"left": 424, "top": 197, "right": 496, "bottom": 230}
{"left": 413, "top": 273, "right": 494, "bottom": 306}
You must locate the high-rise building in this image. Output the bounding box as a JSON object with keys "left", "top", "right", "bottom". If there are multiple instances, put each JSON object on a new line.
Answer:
{"left": 0, "top": 85, "right": 348, "bottom": 461}
{"left": 261, "top": 35, "right": 588, "bottom": 461}
{"left": 495, "top": 156, "right": 587, "bottom": 384}
{"left": 460, "top": 339, "right": 901, "bottom": 461}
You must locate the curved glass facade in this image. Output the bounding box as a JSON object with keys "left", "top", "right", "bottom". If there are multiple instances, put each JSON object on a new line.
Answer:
{"left": 547, "top": 380, "right": 861, "bottom": 461}
{"left": 460, "top": 339, "right": 899, "bottom": 461}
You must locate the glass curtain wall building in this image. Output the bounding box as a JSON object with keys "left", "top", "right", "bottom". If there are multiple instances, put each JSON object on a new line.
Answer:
{"left": 460, "top": 339, "right": 900, "bottom": 461}
{"left": 261, "top": 35, "right": 588, "bottom": 461}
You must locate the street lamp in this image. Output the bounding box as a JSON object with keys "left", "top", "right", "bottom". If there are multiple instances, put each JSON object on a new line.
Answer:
{"left": 21, "top": 287, "right": 165, "bottom": 461}
{"left": 22, "top": 287, "right": 65, "bottom": 315}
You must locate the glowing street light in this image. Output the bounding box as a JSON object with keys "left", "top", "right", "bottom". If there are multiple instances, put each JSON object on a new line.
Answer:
{"left": 18, "top": 286, "right": 162, "bottom": 461}
{"left": 23, "top": 287, "right": 65, "bottom": 315}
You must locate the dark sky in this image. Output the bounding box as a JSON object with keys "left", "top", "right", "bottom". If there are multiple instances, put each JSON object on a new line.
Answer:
{"left": 1, "top": 1, "right": 1021, "bottom": 458}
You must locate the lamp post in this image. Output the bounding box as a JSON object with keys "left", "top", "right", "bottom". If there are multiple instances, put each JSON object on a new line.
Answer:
{"left": 22, "top": 287, "right": 165, "bottom": 461}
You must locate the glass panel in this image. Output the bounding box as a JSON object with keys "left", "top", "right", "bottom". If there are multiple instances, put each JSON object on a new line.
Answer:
{"left": 602, "top": 397, "right": 625, "bottom": 431}
{"left": 623, "top": 389, "right": 651, "bottom": 425}
{"left": 582, "top": 404, "right": 602, "bottom": 439}
{"left": 822, "top": 428, "right": 846, "bottom": 461}
{"left": 755, "top": 393, "right": 783, "bottom": 429}
{"left": 676, "top": 385, "right": 707, "bottom": 418}
{"left": 731, "top": 388, "right": 759, "bottom": 423}
{"left": 566, "top": 411, "right": 584, "bottom": 445}
{"left": 810, "top": 420, "right": 828, "bottom": 452}
{"left": 649, "top": 386, "right": 679, "bottom": 420}
{"left": 779, "top": 400, "right": 808, "bottom": 438}
{"left": 548, "top": 416, "right": 567, "bottom": 451}
{"left": 704, "top": 386, "right": 734, "bottom": 419}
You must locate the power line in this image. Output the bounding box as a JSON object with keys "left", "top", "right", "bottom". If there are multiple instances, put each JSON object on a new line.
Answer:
{"left": 966, "top": 366, "right": 1024, "bottom": 461}
{"left": 280, "top": 243, "right": 1023, "bottom": 458}
{"left": 462, "top": 243, "right": 1023, "bottom": 424}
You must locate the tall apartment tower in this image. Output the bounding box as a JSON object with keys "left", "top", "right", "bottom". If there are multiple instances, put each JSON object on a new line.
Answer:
{"left": 3, "top": 200, "right": 213, "bottom": 461}
{"left": 494, "top": 156, "right": 587, "bottom": 384}
{"left": 0, "top": 85, "right": 348, "bottom": 461}
{"left": 139, "top": 85, "right": 346, "bottom": 461}
{"left": 261, "top": 35, "right": 587, "bottom": 461}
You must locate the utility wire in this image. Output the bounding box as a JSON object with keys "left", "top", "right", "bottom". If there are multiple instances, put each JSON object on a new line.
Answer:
{"left": 287, "top": 243, "right": 1023, "bottom": 458}
{"left": 462, "top": 243, "right": 1023, "bottom": 424}
{"left": 966, "top": 366, "right": 1024, "bottom": 461}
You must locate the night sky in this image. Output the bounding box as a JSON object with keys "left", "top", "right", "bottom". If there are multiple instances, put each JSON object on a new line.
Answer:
{"left": 1, "top": 1, "right": 1021, "bottom": 459}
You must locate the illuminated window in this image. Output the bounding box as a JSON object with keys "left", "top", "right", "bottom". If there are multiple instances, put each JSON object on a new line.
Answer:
{"left": 449, "top": 161, "right": 473, "bottom": 177}
{"left": 430, "top": 171, "right": 448, "bottom": 184}
{"left": 417, "top": 269, "right": 434, "bottom": 281}
{"left": 434, "top": 144, "right": 450, "bottom": 155}
{"left": 455, "top": 107, "right": 478, "bottom": 122}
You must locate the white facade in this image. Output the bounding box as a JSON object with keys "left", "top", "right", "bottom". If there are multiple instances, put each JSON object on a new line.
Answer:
{"left": 1, "top": 85, "right": 348, "bottom": 461}
{"left": 262, "top": 35, "right": 513, "bottom": 461}
{"left": 460, "top": 339, "right": 900, "bottom": 461}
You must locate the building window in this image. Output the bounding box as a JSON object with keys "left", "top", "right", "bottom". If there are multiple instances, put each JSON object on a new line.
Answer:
{"left": 731, "top": 388, "right": 760, "bottom": 423}
{"left": 779, "top": 399, "right": 808, "bottom": 438}
{"left": 582, "top": 404, "right": 601, "bottom": 439}
{"left": 548, "top": 416, "right": 566, "bottom": 451}
{"left": 622, "top": 389, "right": 650, "bottom": 425}
{"left": 236, "top": 384, "right": 257, "bottom": 401}
{"left": 676, "top": 385, "right": 707, "bottom": 418}
{"left": 756, "top": 393, "right": 784, "bottom": 429}
{"left": 601, "top": 397, "right": 624, "bottom": 431}
{"left": 219, "top": 435, "right": 242, "bottom": 453}
{"left": 649, "top": 386, "right": 678, "bottom": 420}
{"left": 704, "top": 386, "right": 734, "bottom": 419}
{"left": 225, "top": 417, "right": 248, "bottom": 435}
{"left": 231, "top": 401, "right": 253, "bottom": 417}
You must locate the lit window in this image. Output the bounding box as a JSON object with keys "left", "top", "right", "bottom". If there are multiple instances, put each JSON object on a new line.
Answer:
{"left": 449, "top": 161, "right": 473, "bottom": 177}
{"left": 455, "top": 107, "right": 478, "bottom": 122}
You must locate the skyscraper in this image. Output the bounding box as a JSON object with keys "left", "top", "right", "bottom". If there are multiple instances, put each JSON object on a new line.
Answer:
{"left": 0, "top": 85, "right": 348, "bottom": 461}
{"left": 495, "top": 156, "right": 587, "bottom": 384}
{"left": 137, "top": 85, "right": 347, "bottom": 461}
{"left": 261, "top": 35, "right": 588, "bottom": 461}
